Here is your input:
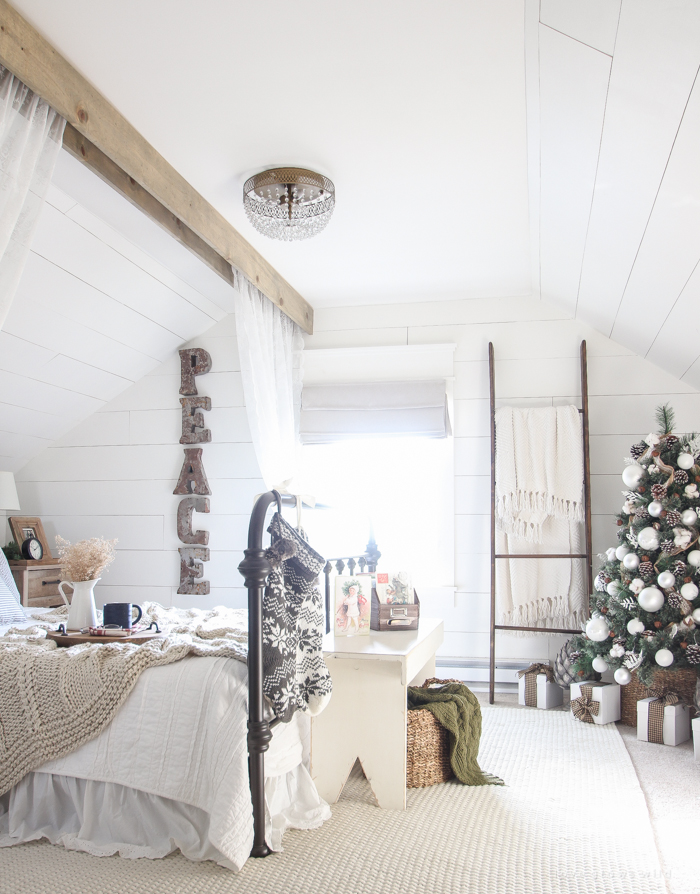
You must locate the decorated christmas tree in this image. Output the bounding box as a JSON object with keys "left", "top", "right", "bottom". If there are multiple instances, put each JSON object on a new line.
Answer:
{"left": 572, "top": 405, "right": 700, "bottom": 687}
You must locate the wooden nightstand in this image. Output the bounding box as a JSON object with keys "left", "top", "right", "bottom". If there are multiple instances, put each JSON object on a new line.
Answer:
{"left": 9, "top": 560, "right": 65, "bottom": 608}
{"left": 310, "top": 617, "right": 444, "bottom": 810}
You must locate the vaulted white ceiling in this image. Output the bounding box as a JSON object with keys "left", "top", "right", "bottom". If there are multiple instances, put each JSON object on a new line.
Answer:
{"left": 535, "top": 0, "right": 700, "bottom": 389}
{"left": 2, "top": 0, "right": 700, "bottom": 474}
{"left": 0, "top": 150, "right": 235, "bottom": 472}
{"left": 7, "top": 0, "right": 533, "bottom": 308}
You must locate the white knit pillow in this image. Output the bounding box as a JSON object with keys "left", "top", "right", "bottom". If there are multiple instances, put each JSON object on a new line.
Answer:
{"left": 0, "top": 549, "right": 24, "bottom": 624}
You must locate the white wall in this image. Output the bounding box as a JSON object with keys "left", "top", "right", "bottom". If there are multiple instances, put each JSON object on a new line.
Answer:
{"left": 305, "top": 295, "right": 700, "bottom": 663}
{"left": 14, "top": 313, "right": 262, "bottom": 611}
{"left": 13, "top": 293, "right": 700, "bottom": 664}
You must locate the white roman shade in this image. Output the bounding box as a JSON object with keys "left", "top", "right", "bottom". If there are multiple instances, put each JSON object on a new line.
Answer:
{"left": 300, "top": 380, "right": 451, "bottom": 444}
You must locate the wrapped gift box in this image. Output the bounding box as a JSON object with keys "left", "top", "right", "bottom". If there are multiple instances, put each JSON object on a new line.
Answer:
{"left": 518, "top": 672, "right": 563, "bottom": 709}
{"left": 693, "top": 718, "right": 700, "bottom": 762}
{"left": 637, "top": 697, "right": 690, "bottom": 746}
{"left": 570, "top": 681, "right": 620, "bottom": 725}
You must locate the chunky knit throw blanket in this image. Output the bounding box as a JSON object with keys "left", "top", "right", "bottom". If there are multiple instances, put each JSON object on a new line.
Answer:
{"left": 0, "top": 603, "right": 248, "bottom": 797}
{"left": 407, "top": 683, "right": 503, "bottom": 786}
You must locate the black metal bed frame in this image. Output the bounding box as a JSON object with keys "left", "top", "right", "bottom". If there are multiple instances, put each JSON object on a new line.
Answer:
{"left": 237, "top": 492, "right": 382, "bottom": 856}
{"left": 237, "top": 490, "right": 282, "bottom": 858}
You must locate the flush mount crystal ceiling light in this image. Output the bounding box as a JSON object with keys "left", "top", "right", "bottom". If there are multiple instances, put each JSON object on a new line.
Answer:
{"left": 243, "top": 167, "right": 335, "bottom": 241}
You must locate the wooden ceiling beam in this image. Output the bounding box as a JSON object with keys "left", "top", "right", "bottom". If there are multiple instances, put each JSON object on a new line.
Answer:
{"left": 0, "top": 0, "right": 314, "bottom": 334}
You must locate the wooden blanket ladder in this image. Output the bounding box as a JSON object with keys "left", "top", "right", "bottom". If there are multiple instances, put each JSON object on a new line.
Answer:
{"left": 488, "top": 341, "right": 592, "bottom": 703}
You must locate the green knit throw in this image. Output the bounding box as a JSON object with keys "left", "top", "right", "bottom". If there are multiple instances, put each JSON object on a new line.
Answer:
{"left": 407, "top": 682, "right": 504, "bottom": 786}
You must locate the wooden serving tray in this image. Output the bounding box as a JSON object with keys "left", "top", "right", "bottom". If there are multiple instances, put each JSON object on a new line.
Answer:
{"left": 47, "top": 630, "right": 166, "bottom": 647}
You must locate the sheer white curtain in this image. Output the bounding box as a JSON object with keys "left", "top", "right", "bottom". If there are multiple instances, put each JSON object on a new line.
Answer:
{"left": 232, "top": 268, "right": 304, "bottom": 492}
{"left": 0, "top": 66, "right": 65, "bottom": 330}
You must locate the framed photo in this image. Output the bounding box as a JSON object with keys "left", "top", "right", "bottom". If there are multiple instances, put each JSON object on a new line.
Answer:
{"left": 334, "top": 575, "right": 371, "bottom": 637}
{"left": 8, "top": 516, "right": 53, "bottom": 559}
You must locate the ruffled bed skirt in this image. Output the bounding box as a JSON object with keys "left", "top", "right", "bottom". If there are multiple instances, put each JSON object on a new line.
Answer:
{"left": 0, "top": 765, "right": 330, "bottom": 871}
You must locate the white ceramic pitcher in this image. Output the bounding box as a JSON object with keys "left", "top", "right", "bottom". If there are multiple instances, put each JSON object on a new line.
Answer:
{"left": 59, "top": 578, "right": 100, "bottom": 630}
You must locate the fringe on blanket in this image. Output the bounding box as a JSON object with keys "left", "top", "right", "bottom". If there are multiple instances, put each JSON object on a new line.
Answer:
{"left": 498, "top": 595, "right": 587, "bottom": 635}
{"left": 496, "top": 493, "right": 584, "bottom": 543}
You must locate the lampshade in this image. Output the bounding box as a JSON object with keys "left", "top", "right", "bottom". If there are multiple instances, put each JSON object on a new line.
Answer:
{"left": 0, "top": 472, "right": 20, "bottom": 511}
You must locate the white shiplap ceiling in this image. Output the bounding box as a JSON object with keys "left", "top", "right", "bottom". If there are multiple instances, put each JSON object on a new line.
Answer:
{"left": 2, "top": 0, "right": 700, "bottom": 473}
{"left": 535, "top": 0, "right": 700, "bottom": 389}
{"left": 7, "top": 0, "right": 533, "bottom": 308}
{"left": 0, "top": 150, "right": 235, "bottom": 472}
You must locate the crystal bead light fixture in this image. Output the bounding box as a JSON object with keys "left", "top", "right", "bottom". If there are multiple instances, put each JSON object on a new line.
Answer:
{"left": 243, "top": 167, "right": 335, "bottom": 241}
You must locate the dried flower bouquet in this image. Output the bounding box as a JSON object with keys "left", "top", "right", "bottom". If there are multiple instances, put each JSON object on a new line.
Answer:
{"left": 55, "top": 535, "right": 118, "bottom": 582}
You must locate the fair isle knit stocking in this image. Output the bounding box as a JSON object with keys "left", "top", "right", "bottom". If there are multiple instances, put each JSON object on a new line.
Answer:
{"left": 263, "top": 512, "right": 332, "bottom": 723}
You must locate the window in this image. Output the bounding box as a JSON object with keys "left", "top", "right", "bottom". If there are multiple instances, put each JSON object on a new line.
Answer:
{"left": 296, "top": 434, "right": 454, "bottom": 588}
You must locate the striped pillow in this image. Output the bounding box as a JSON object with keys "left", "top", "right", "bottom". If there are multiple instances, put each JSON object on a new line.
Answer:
{"left": 0, "top": 549, "right": 24, "bottom": 624}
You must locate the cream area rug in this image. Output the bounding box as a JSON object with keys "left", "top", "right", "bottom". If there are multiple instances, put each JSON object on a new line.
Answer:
{"left": 0, "top": 706, "right": 667, "bottom": 894}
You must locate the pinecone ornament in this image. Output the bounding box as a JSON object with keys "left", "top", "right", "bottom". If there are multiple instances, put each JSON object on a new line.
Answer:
{"left": 666, "top": 591, "right": 692, "bottom": 615}
{"left": 686, "top": 643, "right": 700, "bottom": 665}
{"left": 630, "top": 443, "right": 647, "bottom": 459}
{"left": 639, "top": 560, "right": 655, "bottom": 579}
{"left": 661, "top": 539, "right": 675, "bottom": 553}
{"left": 553, "top": 640, "right": 593, "bottom": 687}
{"left": 675, "top": 470, "right": 689, "bottom": 486}
{"left": 651, "top": 483, "right": 668, "bottom": 500}
{"left": 594, "top": 571, "right": 606, "bottom": 592}
{"left": 672, "top": 560, "right": 687, "bottom": 577}
{"left": 665, "top": 509, "right": 682, "bottom": 527}
{"left": 635, "top": 507, "right": 650, "bottom": 523}
{"left": 665, "top": 435, "right": 679, "bottom": 447}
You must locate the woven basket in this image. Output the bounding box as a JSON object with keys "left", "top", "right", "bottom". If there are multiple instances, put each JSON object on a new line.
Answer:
{"left": 620, "top": 667, "right": 698, "bottom": 727}
{"left": 406, "top": 677, "right": 458, "bottom": 788}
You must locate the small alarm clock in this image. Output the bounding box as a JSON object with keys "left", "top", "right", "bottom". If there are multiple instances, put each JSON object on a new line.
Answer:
{"left": 21, "top": 536, "right": 43, "bottom": 560}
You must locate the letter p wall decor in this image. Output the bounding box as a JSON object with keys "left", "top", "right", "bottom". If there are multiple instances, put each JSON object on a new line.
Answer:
{"left": 174, "top": 348, "right": 212, "bottom": 595}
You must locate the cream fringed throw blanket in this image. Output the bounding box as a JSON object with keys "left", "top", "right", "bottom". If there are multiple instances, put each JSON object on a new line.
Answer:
{"left": 495, "top": 406, "right": 586, "bottom": 631}
{"left": 0, "top": 603, "right": 248, "bottom": 797}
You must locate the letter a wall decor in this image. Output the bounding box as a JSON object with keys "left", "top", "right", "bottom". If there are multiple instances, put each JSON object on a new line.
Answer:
{"left": 174, "top": 348, "right": 212, "bottom": 595}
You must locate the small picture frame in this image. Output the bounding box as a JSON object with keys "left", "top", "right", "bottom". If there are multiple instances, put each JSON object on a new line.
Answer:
{"left": 334, "top": 576, "right": 371, "bottom": 637}
{"left": 8, "top": 516, "right": 53, "bottom": 559}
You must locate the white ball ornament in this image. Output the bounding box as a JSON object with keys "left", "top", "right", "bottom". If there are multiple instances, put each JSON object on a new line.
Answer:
{"left": 654, "top": 649, "right": 674, "bottom": 668}
{"left": 687, "top": 550, "right": 700, "bottom": 567}
{"left": 622, "top": 553, "right": 640, "bottom": 571}
{"left": 680, "top": 582, "right": 699, "bottom": 601}
{"left": 591, "top": 656, "right": 609, "bottom": 673}
{"left": 615, "top": 545, "right": 631, "bottom": 560}
{"left": 648, "top": 501, "right": 663, "bottom": 518}
{"left": 681, "top": 509, "right": 698, "bottom": 527}
{"left": 614, "top": 667, "right": 632, "bottom": 685}
{"left": 622, "top": 464, "right": 645, "bottom": 488}
{"left": 677, "top": 452, "right": 695, "bottom": 470}
{"left": 585, "top": 616, "right": 610, "bottom": 642}
{"left": 638, "top": 587, "right": 665, "bottom": 612}
{"left": 637, "top": 527, "right": 661, "bottom": 551}
{"left": 657, "top": 571, "right": 676, "bottom": 589}
{"left": 692, "top": 608, "right": 700, "bottom": 623}
{"left": 627, "top": 618, "right": 645, "bottom": 635}
{"left": 606, "top": 580, "right": 622, "bottom": 596}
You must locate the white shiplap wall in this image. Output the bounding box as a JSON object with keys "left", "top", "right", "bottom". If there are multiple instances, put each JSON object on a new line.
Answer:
{"left": 13, "top": 294, "right": 700, "bottom": 663}
{"left": 306, "top": 295, "right": 700, "bottom": 663}
{"left": 14, "top": 314, "right": 262, "bottom": 611}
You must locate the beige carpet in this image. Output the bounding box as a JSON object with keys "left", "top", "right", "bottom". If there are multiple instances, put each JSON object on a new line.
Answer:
{"left": 0, "top": 706, "right": 667, "bottom": 894}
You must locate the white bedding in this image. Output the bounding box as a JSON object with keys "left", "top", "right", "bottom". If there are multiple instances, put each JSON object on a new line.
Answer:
{"left": 0, "top": 610, "right": 330, "bottom": 870}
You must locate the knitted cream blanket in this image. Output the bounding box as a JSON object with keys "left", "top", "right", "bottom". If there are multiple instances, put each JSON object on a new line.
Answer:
{"left": 495, "top": 405, "right": 584, "bottom": 543}
{"left": 0, "top": 603, "right": 248, "bottom": 797}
